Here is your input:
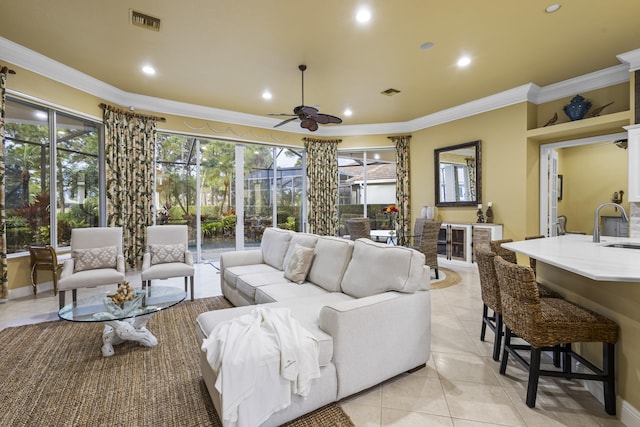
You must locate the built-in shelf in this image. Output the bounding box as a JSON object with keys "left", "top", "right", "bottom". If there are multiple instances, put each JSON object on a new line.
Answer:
{"left": 527, "top": 110, "right": 630, "bottom": 142}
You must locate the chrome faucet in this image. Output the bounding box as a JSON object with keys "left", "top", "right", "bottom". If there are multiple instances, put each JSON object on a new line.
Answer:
{"left": 593, "top": 203, "right": 629, "bottom": 243}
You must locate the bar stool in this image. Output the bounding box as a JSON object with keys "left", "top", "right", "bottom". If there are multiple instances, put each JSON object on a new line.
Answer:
{"left": 493, "top": 256, "right": 619, "bottom": 415}
{"left": 29, "top": 245, "right": 61, "bottom": 295}
{"left": 476, "top": 248, "right": 561, "bottom": 362}
{"left": 490, "top": 239, "right": 560, "bottom": 298}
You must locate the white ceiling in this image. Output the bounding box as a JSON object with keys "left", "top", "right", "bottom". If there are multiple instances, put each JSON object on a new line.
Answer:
{"left": 1, "top": 1, "right": 640, "bottom": 132}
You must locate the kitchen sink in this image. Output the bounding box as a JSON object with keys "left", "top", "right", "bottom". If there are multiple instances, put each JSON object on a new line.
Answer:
{"left": 604, "top": 243, "right": 640, "bottom": 249}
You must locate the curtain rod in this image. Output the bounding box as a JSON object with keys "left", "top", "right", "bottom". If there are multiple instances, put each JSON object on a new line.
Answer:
{"left": 99, "top": 103, "right": 166, "bottom": 122}
{"left": 1, "top": 66, "right": 16, "bottom": 75}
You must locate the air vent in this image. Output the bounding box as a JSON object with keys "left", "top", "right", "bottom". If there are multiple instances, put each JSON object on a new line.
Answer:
{"left": 381, "top": 88, "right": 401, "bottom": 96}
{"left": 131, "top": 10, "right": 161, "bottom": 31}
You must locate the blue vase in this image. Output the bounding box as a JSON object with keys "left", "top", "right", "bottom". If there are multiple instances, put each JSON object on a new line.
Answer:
{"left": 563, "top": 95, "right": 592, "bottom": 121}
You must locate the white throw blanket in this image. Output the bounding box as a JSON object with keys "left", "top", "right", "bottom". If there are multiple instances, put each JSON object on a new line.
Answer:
{"left": 201, "top": 307, "right": 320, "bottom": 427}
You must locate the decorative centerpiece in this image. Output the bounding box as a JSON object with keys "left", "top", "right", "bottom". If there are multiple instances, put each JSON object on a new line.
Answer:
{"left": 563, "top": 95, "right": 592, "bottom": 121}
{"left": 383, "top": 204, "right": 398, "bottom": 229}
{"left": 104, "top": 281, "right": 143, "bottom": 316}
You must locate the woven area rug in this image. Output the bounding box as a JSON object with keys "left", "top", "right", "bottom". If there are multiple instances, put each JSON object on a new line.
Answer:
{"left": 0, "top": 296, "right": 354, "bottom": 427}
{"left": 430, "top": 267, "right": 462, "bottom": 289}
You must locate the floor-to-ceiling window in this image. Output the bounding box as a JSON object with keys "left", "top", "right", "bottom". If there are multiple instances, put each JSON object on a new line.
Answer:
{"left": 337, "top": 149, "right": 396, "bottom": 237}
{"left": 3, "top": 98, "right": 104, "bottom": 254}
{"left": 155, "top": 134, "right": 305, "bottom": 262}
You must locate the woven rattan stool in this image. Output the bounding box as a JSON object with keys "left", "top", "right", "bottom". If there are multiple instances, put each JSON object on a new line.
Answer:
{"left": 490, "top": 239, "right": 560, "bottom": 298}
{"left": 476, "top": 248, "right": 563, "bottom": 362}
{"left": 494, "top": 256, "right": 619, "bottom": 415}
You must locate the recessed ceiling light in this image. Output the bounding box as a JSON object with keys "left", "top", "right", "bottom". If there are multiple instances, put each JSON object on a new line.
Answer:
{"left": 373, "top": 153, "right": 380, "bottom": 160}
{"left": 34, "top": 111, "right": 48, "bottom": 120}
{"left": 142, "top": 65, "right": 156, "bottom": 76}
{"left": 457, "top": 55, "right": 471, "bottom": 68}
{"left": 545, "top": 4, "right": 561, "bottom": 13}
{"left": 344, "top": 108, "right": 353, "bottom": 117}
{"left": 356, "top": 8, "right": 371, "bottom": 23}
{"left": 420, "top": 42, "right": 435, "bottom": 51}
{"left": 262, "top": 90, "right": 272, "bottom": 100}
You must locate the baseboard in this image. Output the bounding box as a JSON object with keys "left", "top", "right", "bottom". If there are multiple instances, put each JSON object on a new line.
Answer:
{"left": 577, "top": 363, "right": 640, "bottom": 426}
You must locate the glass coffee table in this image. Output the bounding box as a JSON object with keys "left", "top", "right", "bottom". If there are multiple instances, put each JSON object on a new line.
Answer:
{"left": 59, "top": 286, "right": 186, "bottom": 357}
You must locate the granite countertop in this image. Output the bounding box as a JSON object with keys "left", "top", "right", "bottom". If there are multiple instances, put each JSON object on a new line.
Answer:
{"left": 501, "top": 234, "right": 640, "bottom": 282}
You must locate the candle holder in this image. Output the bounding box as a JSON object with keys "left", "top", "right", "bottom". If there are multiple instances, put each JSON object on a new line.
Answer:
{"left": 476, "top": 207, "right": 485, "bottom": 223}
{"left": 485, "top": 205, "right": 494, "bottom": 223}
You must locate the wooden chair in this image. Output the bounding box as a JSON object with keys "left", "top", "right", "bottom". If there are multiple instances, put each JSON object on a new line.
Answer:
{"left": 494, "top": 256, "right": 619, "bottom": 414}
{"left": 29, "top": 245, "right": 61, "bottom": 295}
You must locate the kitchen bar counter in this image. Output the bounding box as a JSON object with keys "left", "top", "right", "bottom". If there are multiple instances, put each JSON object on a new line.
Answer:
{"left": 501, "top": 234, "right": 640, "bottom": 282}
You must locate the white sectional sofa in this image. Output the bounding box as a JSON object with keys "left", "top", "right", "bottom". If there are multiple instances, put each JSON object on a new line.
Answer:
{"left": 195, "top": 227, "right": 432, "bottom": 426}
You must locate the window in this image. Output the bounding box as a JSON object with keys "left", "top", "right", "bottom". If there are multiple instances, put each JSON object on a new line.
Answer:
{"left": 3, "top": 98, "right": 104, "bottom": 255}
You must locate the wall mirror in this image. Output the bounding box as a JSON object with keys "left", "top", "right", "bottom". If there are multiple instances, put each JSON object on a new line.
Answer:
{"left": 434, "top": 140, "right": 482, "bottom": 207}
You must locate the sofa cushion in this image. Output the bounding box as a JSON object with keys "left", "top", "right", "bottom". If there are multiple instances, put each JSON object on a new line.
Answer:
{"left": 224, "top": 264, "right": 282, "bottom": 289}
{"left": 149, "top": 243, "right": 185, "bottom": 265}
{"left": 284, "top": 244, "right": 315, "bottom": 284}
{"left": 283, "top": 233, "right": 319, "bottom": 268}
{"left": 255, "top": 282, "right": 330, "bottom": 304}
{"left": 260, "top": 227, "right": 293, "bottom": 270}
{"left": 73, "top": 246, "right": 117, "bottom": 272}
{"left": 236, "top": 271, "right": 287, "bottom": 300}
{"left": 307, "top": 237, "right": 354, "bottom": 292}
{"left": 341, "top": 239, "right": 426, "bottom": 298}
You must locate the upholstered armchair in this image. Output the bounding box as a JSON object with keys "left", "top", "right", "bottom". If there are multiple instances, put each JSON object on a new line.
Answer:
{"left": 141, "top": 225, "right": 194, "bottom": 301}
{"left": 57, "top": 227, "right": 126, "bottom": 309}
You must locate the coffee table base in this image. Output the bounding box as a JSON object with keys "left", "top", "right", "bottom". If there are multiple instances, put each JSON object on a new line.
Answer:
{"left": 101, "top": 314, "right": 158, "bottom": 357}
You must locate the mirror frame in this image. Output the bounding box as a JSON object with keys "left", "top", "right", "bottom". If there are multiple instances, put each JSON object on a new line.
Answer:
{"left": 434, "top": 140, "right": 482, "bottom": 207}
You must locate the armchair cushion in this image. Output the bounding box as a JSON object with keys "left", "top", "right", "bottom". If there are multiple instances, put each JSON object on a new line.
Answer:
{"left": 73, "top": 246, "right": 117, "bottom": 272}
{"left": 284, "top": 244, "right": 315, "bottom": 284}
{"left": 150, "top": 243, "right": 186, "bottom": 265}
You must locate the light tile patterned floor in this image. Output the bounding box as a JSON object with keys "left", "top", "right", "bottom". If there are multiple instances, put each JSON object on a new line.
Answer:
{"left": 0, "top": 262, "right": 626, "bottom": 426}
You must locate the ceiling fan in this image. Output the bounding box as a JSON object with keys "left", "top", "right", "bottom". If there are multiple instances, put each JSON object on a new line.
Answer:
{"left": 268, "top": 65, "right": 342, "bottom": 132}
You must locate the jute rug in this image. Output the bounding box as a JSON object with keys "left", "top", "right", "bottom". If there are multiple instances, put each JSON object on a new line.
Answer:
{"left": 0, "top": 296, "right": 354, "bottom": 427}
{"left": 429, "top": 267, "right": 462, "bottom": 289}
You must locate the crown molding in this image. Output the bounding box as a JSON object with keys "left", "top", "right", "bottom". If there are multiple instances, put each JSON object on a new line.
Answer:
{"left": 1, "top": 36, "right": 637, "bottom": 137}
{"left": 533, "top": 64, "right": 630, "bottom": 104}
{"left": 617, "top": 48, "right": 640, "bottom": 72}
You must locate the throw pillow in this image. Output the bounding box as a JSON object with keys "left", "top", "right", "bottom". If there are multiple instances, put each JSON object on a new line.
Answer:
{"left": 150, "top": 243, "right": 185, "bottom": 265}
{"left": 73, "top": 246, "right": 117, "bottom": 272}
{"left": 284, "top": 244, "right": 315, "bottom": 284}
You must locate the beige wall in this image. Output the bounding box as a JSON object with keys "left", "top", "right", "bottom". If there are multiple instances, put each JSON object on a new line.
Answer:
{"left": 557, "top": 142, "right": 629, "bottom": 234}
{"left": 410, "top": 103, "right": 533, "bottom": 240}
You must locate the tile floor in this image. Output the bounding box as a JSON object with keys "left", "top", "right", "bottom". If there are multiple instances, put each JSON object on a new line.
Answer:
{"left": 0, "top": 262, "right": 626, "bottom": 426}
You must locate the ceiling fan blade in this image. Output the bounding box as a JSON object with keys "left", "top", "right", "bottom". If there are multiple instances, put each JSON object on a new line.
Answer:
{"left": 274, "top": 117, "right": 299, "bottom": 128}
{"left": 268, "top": 113, "right": 297, "bottom": 117}
{"left": 301, "top": 106, "right": 319, "bottom": 116}
{"left": 301, "top": 118, "right": 318, "bottom": 131}
{"left": 314, "top": 114, "right": 343, "bottom": 125}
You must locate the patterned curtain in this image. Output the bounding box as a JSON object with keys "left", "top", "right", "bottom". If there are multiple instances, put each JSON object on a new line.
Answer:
{"left": 304, "top": 137, "right": 341, "bottom": 236}
{"left": 389, "top": 135, "right": 411, "bottom": 246}
{"left": 102, "top": 105, "right": 157, "bottom": 269}
{"left": 0, "top": 66, "right": 14, "bottom": 302}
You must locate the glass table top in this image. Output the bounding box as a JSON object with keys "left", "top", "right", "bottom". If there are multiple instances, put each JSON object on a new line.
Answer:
{"left": 58, "top": 286, "right": 186, "bottom": 322}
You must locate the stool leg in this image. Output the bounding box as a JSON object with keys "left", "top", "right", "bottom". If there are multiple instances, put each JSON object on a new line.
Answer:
{"left": 59, "top": 291, "right": 65, "bottom": 310}
{"left": 499, "top": 328, "right": 512, "bottom": 375}
{"left": 480, "top": 305, "right": 488, "bottom": 341}
{"left": 492, "top": 313, "right": 503, "bottom": 362}
{"left": 190, "top": 276, "right": 194, "bottom": 301}
{"left": 563, "top": 343, "right": 572, "bottom": 374}
{"left": 526, "top": 348, "right": 542, "bottom": 408}
{"left": 603, "top": 342, "right": 616, "bottom": 415}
